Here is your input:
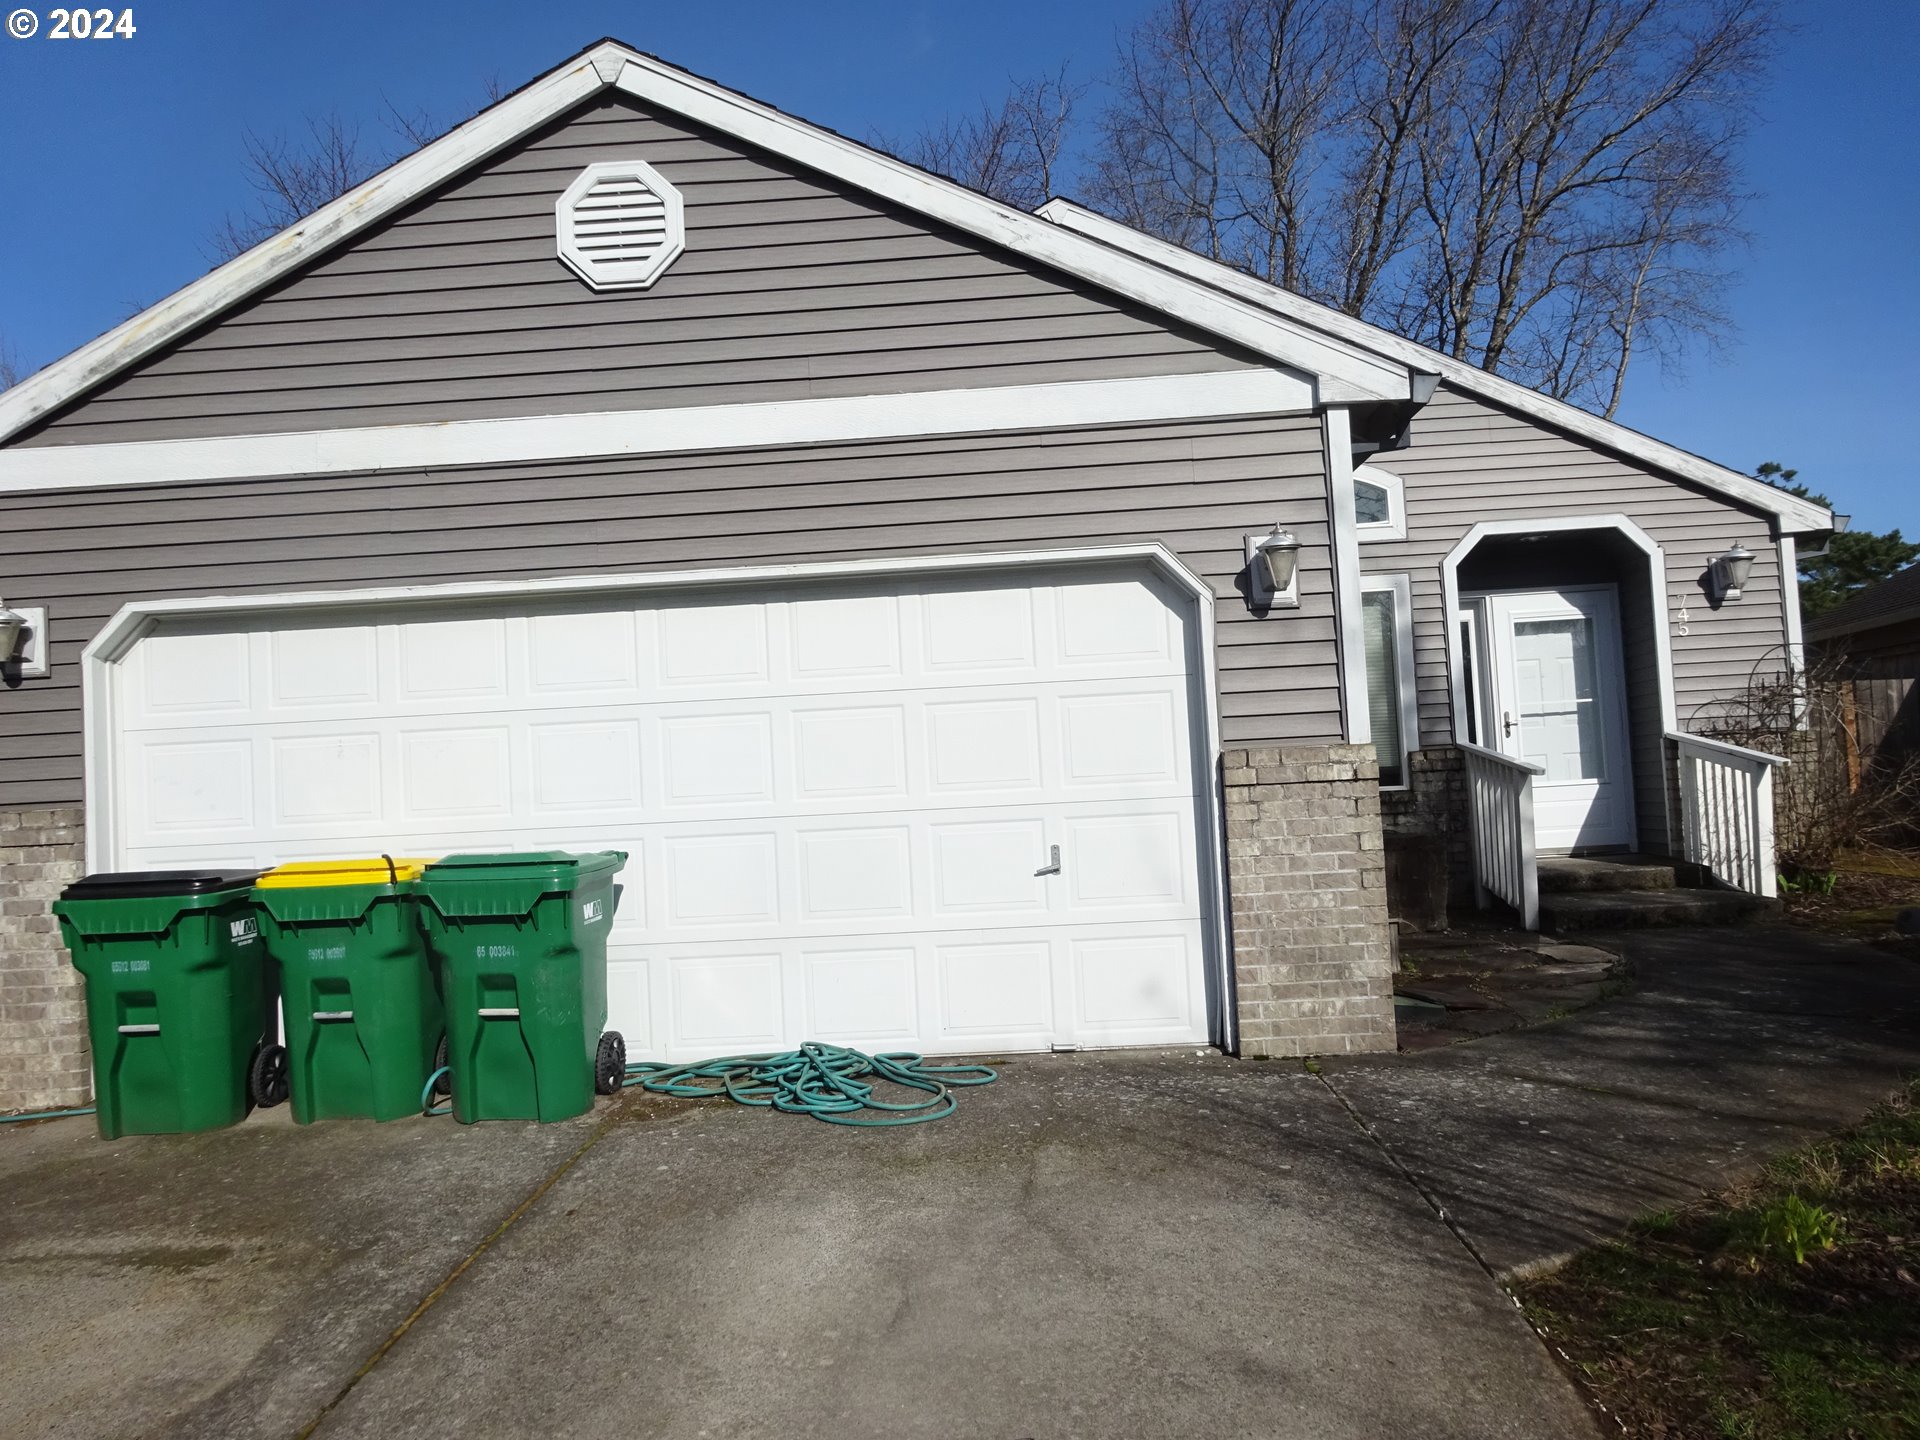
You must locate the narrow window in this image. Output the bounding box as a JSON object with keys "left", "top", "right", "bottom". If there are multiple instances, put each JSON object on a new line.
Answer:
{"left": 1360, "top": 575, "right": 1418, "bottom": 789}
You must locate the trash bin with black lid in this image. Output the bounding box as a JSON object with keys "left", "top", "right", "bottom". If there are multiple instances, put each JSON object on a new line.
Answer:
{"left": 52, "top": 870, "right": 284, "bottom": 1139}
{"left": 414, "top": 851, "right": 626, "bottom": 1123}
{"left": 253, "top": 856, "right": 445, "bottom": 1125}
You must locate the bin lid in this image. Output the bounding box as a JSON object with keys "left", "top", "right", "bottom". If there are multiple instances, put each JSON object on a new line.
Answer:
{"left": 417, "top": 850, "right": 626, "bottom": 920}
{"left": 59, "top": 869, "right": 262, "bottom": 901}
{"left": 257, "top": 857, "right": 433, "bottom": 889}
{"left": 425, "top": 850, "right": 625, "bottom": 876}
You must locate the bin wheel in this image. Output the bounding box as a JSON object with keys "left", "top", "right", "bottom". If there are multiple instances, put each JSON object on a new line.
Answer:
{"left": 594, "top": 1031, "right": 626, "bottom": 1096}
{"left": 431, "top": 1034, "right": 452, "bottom": 1101}
{"left": 249, "top": 1042, "right": 290, "bottom": 1109}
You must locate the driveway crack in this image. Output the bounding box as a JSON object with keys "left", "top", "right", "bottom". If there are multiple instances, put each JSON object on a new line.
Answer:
{"left": 1313, "top": 1069, "right": 1623, "bottom": 1436}
{"left": 293, "top": 1105, "right": 626, "bottom": 1439}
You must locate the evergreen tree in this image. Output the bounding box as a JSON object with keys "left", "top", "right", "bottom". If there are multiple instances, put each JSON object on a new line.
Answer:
{"left": 1756, "top": 462, "right": 1918, "bottom": 618}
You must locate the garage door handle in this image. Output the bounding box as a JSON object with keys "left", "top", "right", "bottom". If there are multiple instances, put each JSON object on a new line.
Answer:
{"left": 1035, "top": 845, "right": 1062, "bottom": 877}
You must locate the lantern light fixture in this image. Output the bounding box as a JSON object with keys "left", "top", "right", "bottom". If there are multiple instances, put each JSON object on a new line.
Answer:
{"left": 0, "top": 601, "right": 48, "bottom": 678}
{"left": 1244, "top": 527, "right": 1301, "bottom": 610}
{"left": 1712, "top": 543, "right": 1755, "bottom": 603}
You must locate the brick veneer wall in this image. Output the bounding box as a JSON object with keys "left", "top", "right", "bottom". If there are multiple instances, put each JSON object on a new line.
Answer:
{"left": 1380, "top": 746, "right": 1474, "bottom": 909}
{"left": 1222, "top": 743, "right": 1396, "bottom": 1057}
{"left": 1, "top": 808, "right": 89, "bottom": 1112}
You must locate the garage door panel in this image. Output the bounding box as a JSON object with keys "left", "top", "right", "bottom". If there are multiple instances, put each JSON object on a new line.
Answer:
{"left": 397, "top": 617, "right": 509, "bottom": 701}
{"left": 935, "top": 938, "right": 1054, "bottom": 1042}
{"left": 126, "top": 629, "right": 252, "bottom": 725}
{"left": 791, "top": 705, "right": 908, "bottom": 799}
{"left": 527, "top": 719, "right": 643, "bottom": 814}
{"left": 921, "top": 586, "right": 1039, "bottom": 674}
{"left": 1072, "top": 930, "right": 1199, "bottom": 1040}
{"left": 399, "top": 727, "right": 513, "bottom": 819}
{"left": 108, "top": 566, "right": 1216, "bottom": 1057}
{"left": 1065, "top": 811, "right": 1189, "bottom": 911}
{"left": 527, "top": 609, "right": 638, "bottom": 694}
{"left": 803, "top": 945, "right": 919, "bottom": 1048}
{"left": 267, "top": 625, "right": 380, "bottom": 710}
{"left": 658, "top": 602, "right": 770, "bottom": 687}
{"left": 271, "top": 733, "right": 382, "bottom": 827}
{"left": 669, "top": 950, "right": 784, "bottom": 1051}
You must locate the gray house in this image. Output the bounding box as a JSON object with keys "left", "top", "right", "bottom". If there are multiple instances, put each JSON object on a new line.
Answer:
{"left": 0, "top": 41, "right": 1828, "bottom": 1112}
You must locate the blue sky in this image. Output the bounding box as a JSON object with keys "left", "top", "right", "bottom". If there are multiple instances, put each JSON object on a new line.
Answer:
{"left": 1, "top": 1, "right": 1913, "bottom": 532}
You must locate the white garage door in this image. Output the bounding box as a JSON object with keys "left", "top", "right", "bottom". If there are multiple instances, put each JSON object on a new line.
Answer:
{"left": 104, "top": 566, "right": 1216, "bottom": 1058}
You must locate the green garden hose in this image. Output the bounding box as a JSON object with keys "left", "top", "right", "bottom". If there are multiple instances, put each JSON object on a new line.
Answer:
{"left": 625, "top": 1042, "right": 996, "bottom": 1126}
{"left": 0, "top": 1105, "right": 95, "bottom": 1125}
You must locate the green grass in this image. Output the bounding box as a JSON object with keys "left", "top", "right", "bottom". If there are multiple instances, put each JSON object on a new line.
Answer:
{"left": 1518, "top": 1080, "right": 1920, "bottom": 1439}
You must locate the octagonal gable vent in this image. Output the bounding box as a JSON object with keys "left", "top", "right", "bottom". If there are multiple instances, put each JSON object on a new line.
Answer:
{"left": 556, "top": 159, "right": 685, "bottom": 291}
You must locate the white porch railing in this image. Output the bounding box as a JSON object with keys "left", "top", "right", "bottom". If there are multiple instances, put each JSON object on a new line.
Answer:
{"left": 1669, "top": 731, "right": 1788, "bottom": 898}
{"left": 1460, "top": 740, "right": 1545, "bottom": 930}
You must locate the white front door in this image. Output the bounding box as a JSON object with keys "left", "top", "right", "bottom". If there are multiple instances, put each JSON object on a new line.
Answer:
{"left": 1479, "top": 587, "right": 1635, "bottom": 851}
{"left": 102, "top": 566, "right": 1215, "bottom": 1058}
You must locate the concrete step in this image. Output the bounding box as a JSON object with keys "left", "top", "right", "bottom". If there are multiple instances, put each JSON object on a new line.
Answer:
{"left": 1537, "top": 856, "right": 1678, "bottom": 893}
{"left": 1540, "top": 887, "right": 1778, "bottom": 932}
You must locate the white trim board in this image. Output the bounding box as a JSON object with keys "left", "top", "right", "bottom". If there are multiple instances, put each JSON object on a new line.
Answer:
{"left": 1038, "top": 200, "right": 1833, "bottom": 536}
{"left": 0, "top": 369, "right": 1309, "bottom": 495}
{"left": 1360, "top": 573, "right": 1417, "bottom": 791}
{"left": 80, "top": 539, "right": 1242, "bottom": 1053}
{"left": 1440, "top": 515, "right": 1680, "bottom": 741}
{"left": 1323, "top": 407, "right": 1369, "bottom": 745}
{"left": 0, "top": 44, "right": 1414, "bottom": 451}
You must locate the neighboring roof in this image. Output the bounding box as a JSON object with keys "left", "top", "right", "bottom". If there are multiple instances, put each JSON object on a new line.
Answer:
{"left": 0, "top": 41, "right": 1415, "bottom": 451}
{"left": 1804, "top": 564, "right": 1920, "bottom": 642}
{"left": 1036, "top": 199, "right": 1833, "bottom": 535}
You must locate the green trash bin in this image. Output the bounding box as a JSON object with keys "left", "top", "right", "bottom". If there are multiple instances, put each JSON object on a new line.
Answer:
{"left": 254, "top": 857, "right": 446, "bottom": 1125}
{"left": 53, "top": 870, "right": 285, "bottom": 1140}
{"left": 415, "top": 851, "right": 627, "bottom": 1124}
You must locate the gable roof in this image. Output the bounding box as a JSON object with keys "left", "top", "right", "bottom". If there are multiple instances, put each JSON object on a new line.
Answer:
{"left": 1036, "top": 199, "right": 1832, "bottom": 535}
{"left": 1804, "top": 564, "right": 1920, "bottom": 642}
{"left": 0, "top": 41, "right": 1415, "bottom": 451}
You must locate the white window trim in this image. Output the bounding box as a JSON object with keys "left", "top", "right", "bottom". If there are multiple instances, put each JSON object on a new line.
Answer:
{"left": 1323, "top": 407, "right": 1369, "bottom": 745}
{"left": 1353, "top": 465, "right": 1406, "bottom": 541}
{"left": 1360, "top": 573, "right": 1419, "bottom": 791}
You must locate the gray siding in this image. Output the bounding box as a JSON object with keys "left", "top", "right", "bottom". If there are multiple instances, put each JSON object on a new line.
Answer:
{"left": 0, "top": 413, "right": 1339, "bottom": 806}
{"left": 20, "top": 97, "right": 1258, "bottom": 447}
{"left": 1360, "top": 384, "right": 1791, "bottom": 759}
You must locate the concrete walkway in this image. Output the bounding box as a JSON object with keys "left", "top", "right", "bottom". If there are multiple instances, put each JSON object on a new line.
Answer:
{"left": 0, "top": 924, "right": 1912, "bottom": 1439}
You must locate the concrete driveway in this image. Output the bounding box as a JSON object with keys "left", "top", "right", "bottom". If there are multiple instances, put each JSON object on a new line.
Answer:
{"left": 2, "top": 924, "right": 1913, "bottom": 1440}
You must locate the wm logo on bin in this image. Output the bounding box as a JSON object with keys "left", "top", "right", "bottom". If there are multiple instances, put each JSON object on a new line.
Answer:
{"left": 581, "top": 899, "right": 604, "bottom": 925}
{"left": 229, "top": 917, "right": 259, "bottom": 943}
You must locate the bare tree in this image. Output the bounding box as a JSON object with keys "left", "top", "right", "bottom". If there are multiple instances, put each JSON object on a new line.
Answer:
{"left": 207, "top": 77, "right": 512, "bottom": 262}
{"left": 896, "top": 67, "right": 1085, "bottom": 212}
{"left": 0, "top": 337, "right": 20, "bottom": 390}
{"left": 1088, "top": 0, "right": 1776, "bottom": 414}
{"left": 1695, "top": 652, "right": 1920, "bottom": 878}
{"left": 209, "top": 114, "right": 386, "bottom": 261}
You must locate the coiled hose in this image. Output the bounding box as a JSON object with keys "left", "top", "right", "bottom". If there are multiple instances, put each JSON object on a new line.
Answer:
{"left": 421, "top": 1042, "right": 995, "bottom": 1125}
{"left": 627, "top": 1042, "right": 995, "bottom": 1126}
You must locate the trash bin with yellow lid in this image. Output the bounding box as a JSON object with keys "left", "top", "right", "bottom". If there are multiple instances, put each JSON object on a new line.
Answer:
{"left": 253, "top": 856, "right": 446, "bottom": 1124}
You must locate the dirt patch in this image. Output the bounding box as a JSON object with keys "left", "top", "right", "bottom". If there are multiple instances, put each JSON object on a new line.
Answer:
{"left": 1783, "top": 852, "right": 1920, "bottom": 956}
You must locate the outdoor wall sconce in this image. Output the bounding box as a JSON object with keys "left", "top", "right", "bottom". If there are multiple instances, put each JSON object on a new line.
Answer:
{"left": 0, "top": 600, "right": 49, "bottom": 678}
{"left": 1711, "top": 543, "right": 1755, "bottom": 603}
{"left": 1244, "top": 527, "right": 1301, "bottom": 609}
